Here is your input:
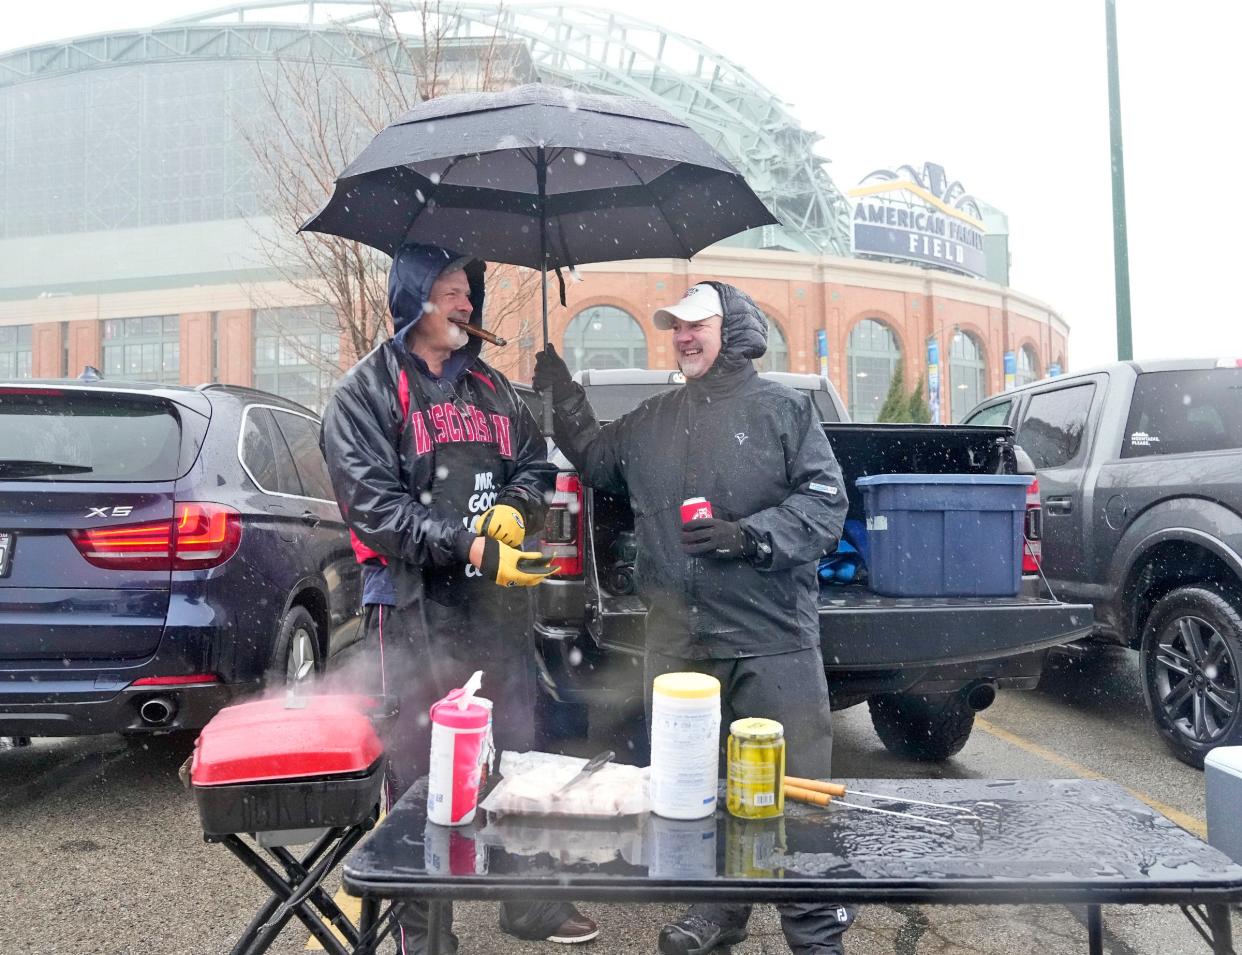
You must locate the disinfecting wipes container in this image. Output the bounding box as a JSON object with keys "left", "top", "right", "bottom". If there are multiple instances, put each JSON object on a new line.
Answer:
{"left": 650, "top": 672, "right": 721, "bottom": 819}
{"left": 427, "top": 677, "right": 489, "bottom": 827}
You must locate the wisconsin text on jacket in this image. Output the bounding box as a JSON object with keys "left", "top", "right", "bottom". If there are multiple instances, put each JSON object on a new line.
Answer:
{"left": 410, "top": 401, "right": 514, "bottom": 458}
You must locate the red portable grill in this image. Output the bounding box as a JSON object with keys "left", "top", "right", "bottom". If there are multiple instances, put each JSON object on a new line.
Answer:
{"left": 191, "top": 694, "right": 394, "bottom": 955}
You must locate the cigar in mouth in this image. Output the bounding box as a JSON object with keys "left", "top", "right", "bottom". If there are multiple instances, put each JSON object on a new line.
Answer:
{"left": 454, "top": 321, "right": 508, "bottom": 347}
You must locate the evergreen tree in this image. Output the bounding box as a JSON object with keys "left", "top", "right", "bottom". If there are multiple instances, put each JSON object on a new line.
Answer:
{"left": 877, "top": 360, "right": 908, "bottom": 422}
{"left": 907, "top": 374, "right": 932, "bottom": 423}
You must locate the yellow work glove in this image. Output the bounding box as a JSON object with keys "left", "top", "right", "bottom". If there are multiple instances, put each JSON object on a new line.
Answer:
{"left": 471, "top": 503, "right": 527, "bottom": 548}
{"left": 481, "top": 537, "right": 556, "bottom": 588}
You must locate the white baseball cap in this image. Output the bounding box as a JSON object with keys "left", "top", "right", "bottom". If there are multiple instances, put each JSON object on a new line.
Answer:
{"left": 652, "top": 283, "right": 724, "bottom": 330}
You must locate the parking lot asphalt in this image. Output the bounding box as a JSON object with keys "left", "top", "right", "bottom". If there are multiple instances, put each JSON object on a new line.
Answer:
{"left": 2, "top": 645, "right": 1238, "bottom": 954}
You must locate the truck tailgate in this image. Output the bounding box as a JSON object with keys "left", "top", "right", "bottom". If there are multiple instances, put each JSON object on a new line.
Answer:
{"left": 816, "top": 591, "right": 1093, "bottom": 669}
{"left": 589, "top": 591, "right": 1093, "bottom": 668}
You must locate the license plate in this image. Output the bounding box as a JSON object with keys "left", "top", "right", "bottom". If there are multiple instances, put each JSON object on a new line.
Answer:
{"left": 0, "top": 532, "right": 12, "bottom": 577}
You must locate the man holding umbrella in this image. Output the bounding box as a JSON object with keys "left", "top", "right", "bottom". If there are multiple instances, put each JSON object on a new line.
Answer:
{"left": 534, "top": 282, "right": 854, "bottom": 955}
{"left": 320, "top": 243, "right": 600, "bottom": 954}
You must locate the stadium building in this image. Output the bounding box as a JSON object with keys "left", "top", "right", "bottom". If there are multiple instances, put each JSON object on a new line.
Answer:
{"left": 0, "top": 1, "right": 1068, "bottom": 421}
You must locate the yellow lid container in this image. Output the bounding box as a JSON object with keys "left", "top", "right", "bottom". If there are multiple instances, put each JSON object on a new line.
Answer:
{"left": 730, "top": 717, "right": 783, "bottom": 741}
{"left": 653, "top": 672, "right": 721, "bottom": 700}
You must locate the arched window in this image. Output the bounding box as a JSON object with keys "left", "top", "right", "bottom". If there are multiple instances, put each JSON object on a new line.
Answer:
{"left": 949, "top": 331, "right": 987, "bottom": 423}
{"left": 755, "top": 316, "right": 789, "bottom": 373}
{"left": 1016, "top": 345, "right": 1040, "bottom": 386}
{"left": 847, "top": 318, "right": 901, "bottom": 423}
{"left": 563, "top": 305, "right": 647, "bottom": 373}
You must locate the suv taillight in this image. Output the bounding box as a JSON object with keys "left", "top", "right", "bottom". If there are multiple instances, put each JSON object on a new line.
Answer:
{"left": 1022, "top": 477, "right": 1042, "bottom": 574}
{"left": 541, "top": 473, "right": 584, "bottom": 578}
{"left": 72, "top": 503, "right": 242, "bottom": 571}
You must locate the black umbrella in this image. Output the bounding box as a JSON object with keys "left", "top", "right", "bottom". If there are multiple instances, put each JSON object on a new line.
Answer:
{"left": 300, "top": 83, "right": 777, "bottom": 346}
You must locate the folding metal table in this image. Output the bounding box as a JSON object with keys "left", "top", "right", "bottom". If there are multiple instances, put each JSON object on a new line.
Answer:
{"left": 344, "top": 777, "right": 1242, "bottom": 954}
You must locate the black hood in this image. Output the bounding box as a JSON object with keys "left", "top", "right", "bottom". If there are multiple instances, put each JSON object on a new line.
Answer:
{"left": 388, "top": 242, "right": 488, "bottom": 379}
{"left": 699, "top": 281, "right": 768, "bottom": 376}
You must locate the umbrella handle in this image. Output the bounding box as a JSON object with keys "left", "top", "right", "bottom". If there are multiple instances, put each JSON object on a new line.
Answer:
{"left": 542, "top": 390, "right": 555, "bottom": 437}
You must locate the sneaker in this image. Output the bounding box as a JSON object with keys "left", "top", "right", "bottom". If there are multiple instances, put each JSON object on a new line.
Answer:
{"left": 543, "top": 912, "right": 600, "bottom": 944}
{"left": 658, "top": 915, "right": 747, "bottom": 955}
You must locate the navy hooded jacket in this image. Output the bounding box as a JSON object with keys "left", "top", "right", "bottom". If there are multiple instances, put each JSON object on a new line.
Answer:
{"left": 319, "top": 243, "right": 555, "bottom": 609}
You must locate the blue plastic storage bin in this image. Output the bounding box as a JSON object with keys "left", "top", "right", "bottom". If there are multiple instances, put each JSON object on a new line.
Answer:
{"left": 855, "top": 474, "right": 1033, "bottom": 598}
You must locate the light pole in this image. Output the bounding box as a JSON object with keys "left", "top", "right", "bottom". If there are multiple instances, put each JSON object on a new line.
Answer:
{"left": 1106, "top": 0, "right": 1134, "bottom": 360}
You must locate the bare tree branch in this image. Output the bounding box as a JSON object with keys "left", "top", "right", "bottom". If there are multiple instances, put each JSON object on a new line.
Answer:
{"left": 239, "top": 1, "right": 539, "bottom": 404}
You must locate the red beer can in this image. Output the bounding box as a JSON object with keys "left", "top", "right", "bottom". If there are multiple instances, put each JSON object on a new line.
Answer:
{"left": 681, "top": 497, "right": 714, "bottom": 523}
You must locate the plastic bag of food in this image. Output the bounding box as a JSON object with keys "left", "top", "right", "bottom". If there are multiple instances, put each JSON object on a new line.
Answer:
{"left": 479, "top": 751, "right": 649, "bottom": 818}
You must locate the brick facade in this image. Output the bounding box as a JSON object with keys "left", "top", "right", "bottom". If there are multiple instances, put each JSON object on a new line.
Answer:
{"left": 0, "top": 249, "right": 1067, "bottom": 422}
{"left": 483, "top": 250, "right": 1068, "bottom": 422}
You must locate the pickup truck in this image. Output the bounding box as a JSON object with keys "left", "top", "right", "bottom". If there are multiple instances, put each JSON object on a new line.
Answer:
{"left": 520, "top": 368, "right": 1093, "bottom": 761}
{"left": 964, "top": 359, "right": 1242, "bottom": 767}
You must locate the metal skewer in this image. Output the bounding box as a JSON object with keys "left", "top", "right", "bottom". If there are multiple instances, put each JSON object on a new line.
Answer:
{"left": 831, "top": 797, "right": 962, "bottom": 831}
{"left": 784, "top": 784, "right": 959, "bottom": 832}
{"left": 847, "top": 788, "right": 986, "bottom": 816}
{"left": 785, "top": 776, "right": 990, "bottom": 817}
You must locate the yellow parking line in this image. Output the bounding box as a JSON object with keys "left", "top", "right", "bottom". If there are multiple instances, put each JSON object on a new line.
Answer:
{"left": 975, "top": 716, "right": 1207, "bottom": 837}
{"left": 306, "top": 804, "right": 383, "bottom": 950}
{"left": 305, "top": 893, "right": 361, "bottom": 950}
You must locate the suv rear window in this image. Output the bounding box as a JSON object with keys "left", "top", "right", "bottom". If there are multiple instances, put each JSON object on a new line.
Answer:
{"left": 0, "top": 389, "right": 183, "bottom": 481}
{"left": 1122, "top": 369, "right": 1242, "bottom": 458}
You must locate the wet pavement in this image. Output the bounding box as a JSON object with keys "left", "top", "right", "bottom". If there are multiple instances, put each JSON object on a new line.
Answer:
{"left": 2, "top": 644, "right": 1238, "bottom": 953}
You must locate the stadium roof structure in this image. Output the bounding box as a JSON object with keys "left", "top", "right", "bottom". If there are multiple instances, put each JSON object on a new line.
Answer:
{"left": 0, "top": 0, "right": 852, "bottom": 255}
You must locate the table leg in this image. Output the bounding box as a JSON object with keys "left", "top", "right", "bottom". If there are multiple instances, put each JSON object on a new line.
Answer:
{"left": 1086, "top": 905, "right": 1103, "bottom": 955}
{"left": 352, "top": 900, "right": 401, "bottom": 955}
{"left": 1207, "top": 904, "right": 1235, "bottom": 955}
{"left": 427, "top": 899, "right": 444, "bottom": 955}
{"left": 359, "top": 898, "right": 379, "bottom": 937}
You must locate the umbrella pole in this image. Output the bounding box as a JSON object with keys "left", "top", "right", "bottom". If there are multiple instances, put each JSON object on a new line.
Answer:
{"left": 537, "top": 147, "right": 554, "bottom": 435}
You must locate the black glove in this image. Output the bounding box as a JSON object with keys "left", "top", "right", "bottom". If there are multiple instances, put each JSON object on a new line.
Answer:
{"left": 533, "top": 343, "right": 573, "bottom": 398}
{"left": 681, "top": 518, "right": 756, "bottom": 560}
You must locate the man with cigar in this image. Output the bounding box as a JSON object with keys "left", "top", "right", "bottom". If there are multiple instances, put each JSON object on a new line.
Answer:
{"left": 321, "top": 242, "right": 599, "bottom": 954}
{"left": 534, "top": 282, "right": 853, "bottom": 955}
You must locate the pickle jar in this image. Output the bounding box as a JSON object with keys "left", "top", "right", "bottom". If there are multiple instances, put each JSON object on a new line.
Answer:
{"left": 726, "top": 717, "right": 785, "bottom": 819}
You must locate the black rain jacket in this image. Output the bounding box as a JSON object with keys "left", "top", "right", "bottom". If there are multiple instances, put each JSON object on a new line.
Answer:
{"left": 320, "top": 244, "right": 555, "bottom": 610}
{"left": 551, "top": 282, "right": 848, "bottom": 659}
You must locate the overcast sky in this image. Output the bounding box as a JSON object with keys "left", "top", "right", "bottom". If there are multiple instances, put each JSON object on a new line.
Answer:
{"left": 6, "top": 1, "right": 1240, "bottom": 369}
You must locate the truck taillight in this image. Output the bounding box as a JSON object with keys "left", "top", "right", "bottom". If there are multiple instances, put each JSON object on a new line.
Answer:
{"left": 1023, "top": 477, "right": 1043, "bottom": 574}
{"left": 542, "top": 473, "right": 583, "bottom": 578}
{"left": 72, "top": 503, "right": 242, "bottom": 571}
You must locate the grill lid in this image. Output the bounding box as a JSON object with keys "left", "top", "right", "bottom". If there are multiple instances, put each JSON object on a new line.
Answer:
{"left": 191, "top": 695, "right": 383, "bottom": 787}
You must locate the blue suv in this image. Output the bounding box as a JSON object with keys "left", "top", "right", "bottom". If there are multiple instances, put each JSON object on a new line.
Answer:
{"left": 0, "top": 379, "right": 362, "bottom": 737}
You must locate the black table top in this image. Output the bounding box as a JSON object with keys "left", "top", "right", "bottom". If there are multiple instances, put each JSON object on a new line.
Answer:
{"left": 342, "top": 778, "right": 1242, "bottom": 906}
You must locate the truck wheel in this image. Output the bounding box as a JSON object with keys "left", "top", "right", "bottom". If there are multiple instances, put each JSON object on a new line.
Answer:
{"left": 1140, "top": 585, "right": 1242, "bottom": 769}
{"left": 868, "top": 692, "right": 975, "bottom": 761}
{"left": 267, "top": 604, "right": 321, "bottom": 687}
